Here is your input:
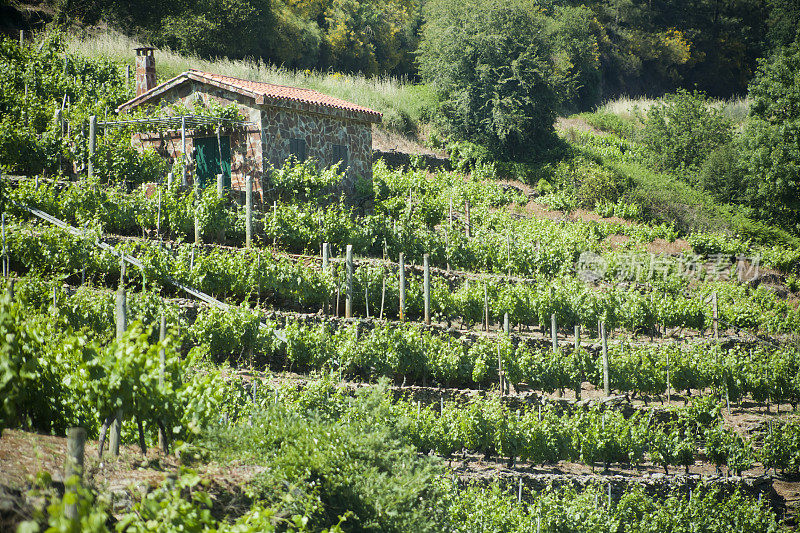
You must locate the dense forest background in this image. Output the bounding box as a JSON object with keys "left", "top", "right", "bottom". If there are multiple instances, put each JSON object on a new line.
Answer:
{"left": 23, "top": 0, "right": 800, "bottom": 106}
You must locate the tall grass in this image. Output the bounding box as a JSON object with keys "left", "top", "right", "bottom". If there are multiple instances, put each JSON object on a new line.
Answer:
{"left": 598, "top": 96, "right": 659, "bottom": 121}
{"left": 598, "top": 95, "right": 750, "bottom": 125}
{"left": 67, "top": 29, "right": 436, "bottom": 134}
{"left": 711, "top": 97, "right": 750, "bottom": 125}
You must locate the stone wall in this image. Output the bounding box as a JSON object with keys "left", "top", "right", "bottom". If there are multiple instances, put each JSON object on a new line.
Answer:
{"left": 260, "top": 106, "right": 373, "bottom": 202}
{"left": 130, "top": 80, "right": 373, "bottom": 206}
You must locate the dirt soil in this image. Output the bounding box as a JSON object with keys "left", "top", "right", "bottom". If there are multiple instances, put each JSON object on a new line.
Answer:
{"left": 372, "top": 127, "right": 448, "bottom": 157}
{"left": 555, "top": 117, "right": 607, "bottom": 136}
{"left": 0, "top": 429, "right": 260, "bottom": 527}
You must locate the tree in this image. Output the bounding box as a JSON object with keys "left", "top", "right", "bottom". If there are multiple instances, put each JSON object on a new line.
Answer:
{"left": 547, "top": 5, "right": 606, "bottom": 111}
{"left": 640, "top": 89, "right": 733, "bottom": 174}
{"left": 417, "top": 0, "right": 561, "bottom": 159}
{"left": 739, "top": 40, "right": 800, "bottom": 231}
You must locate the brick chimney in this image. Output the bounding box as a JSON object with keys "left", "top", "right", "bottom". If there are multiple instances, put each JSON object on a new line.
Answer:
{"left": 135, "top": 47, "right": 156, "bottom": 97}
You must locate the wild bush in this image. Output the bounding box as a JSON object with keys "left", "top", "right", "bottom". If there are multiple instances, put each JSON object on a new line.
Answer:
{"left": 640, "top": 90, "right": 733, "bottom": 174}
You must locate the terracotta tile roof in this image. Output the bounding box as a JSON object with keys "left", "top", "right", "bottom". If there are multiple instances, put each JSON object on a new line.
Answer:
{"left": 192, "top": 70, "right": 381, "bottom": 119}
{"left": 117, "top": 69, "right": 382, "bottom": 123}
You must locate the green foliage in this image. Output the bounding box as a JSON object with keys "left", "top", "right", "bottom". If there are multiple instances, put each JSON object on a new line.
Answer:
{"left": 91, "top": 0, "right": 422, "bottom": 78}
{"left": 0, "top": 292, "right": 42, "bottom": 435}
{"left": 576, "top": 111, "right": 636, "bottom": 138}
{"left": 18, "top": 475, "right": 111, "bottom": 533}
{"left": 267, "top": 158, "right": 344, "bottom": 203}
{"left": 640, "top": 90, "right": 734, "bottom": 174}
{"left": 0, "top": 31, "right": 131, "bottom": 177}
{"left": 90, "top": 131, "right": 167, "bottom": 187}
{"left": 418, "top": 0, "right": 560, "bottom": 159}
{"left": 19, "top": 469, "right": 345, "bottom": 533}
{"left": 739, "top": 40, "right": 800, "bottom": 231}
{"left": 761, "top": 418, "right": 800, "bottom": 474}
{"left": 686, "top": 232, "right": 750, "bottom": 256}
{"left": 206, "top": 382, "right": 448, "bottom": 532}
{"left": 566, "top": 158, "right": 628, "bottom": 209}
{"left": 546, "top": 5, "right": 605, "bottom": 111}
{"left": 698, "top": 143, "right": 745, "bottom": 204}
{"left": 594, "top": 198, "right": 642, "bottom": 220}
{"left": 448, "top": 483, "right": 784, "bottom": 533}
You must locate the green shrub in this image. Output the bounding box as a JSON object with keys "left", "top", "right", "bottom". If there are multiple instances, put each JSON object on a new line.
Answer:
{"left": 687, "top": 232, "right": 750, "bottom": 256}
{"left": 698, "top": 143, "right": 745, "bottom": 204}
{"left": 206, "top": 383, "right": 449, "bottom": 532}
{"left": 578, "top": 111, "right": 635, "bottom": 138}
{"left": 640, "top": 89, "right": 733, "bottom": 174}
{"left": 555, "top": 157, "right": 627, "bottom": 209}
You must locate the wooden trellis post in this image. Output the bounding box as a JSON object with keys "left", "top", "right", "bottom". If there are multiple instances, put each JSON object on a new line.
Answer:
{"left": 666, "top": 348, "right": 671, "bottom": 404}
{"left": 64, "top": 427, "right": 86, "bottom": 520}
{"left": 110, "top": 258, "right": 127, "bottom": 457}
{"left": 602, "top": 321, "right": 610, "bottom": 397}
{"left": 194, "top": 186, "right": 201, "bottom": 245}
{"left": 398, "top": 253, "right": 406, "bottom": 321}
{"left": 345, "top": 245, "right": 353, "bottom": 318}
{"left": 712, "top": 292, "right": 719, "bottom": 339}
{"left": 272, "top": 201, "right": 278, "bottom": 248}
{"left": 498, "top": 343, "right": 504, "bottom": 397}
{"left": 156, "top": 185, "right": 162, "bottom": 236}
{"left": 245, "top": 175, "right": 253, "bottom": 248}
{"left": 158, "top": 314, "right": 168, "bottom": 453}
{"left": 380, "top": 245, "right": 386, "bottom": 321}
{"left": 574, "top": 325, "right": 581, "bottom": 400}
{"left": 553, "top": 313, "right": 561, "bottom": 397}
{"left": 54, "top": 109, "right": 63, "bottom": 171}
{"left": 465, "top": 200, "right": 471, "bottom": 239}
{"left": 181, "top": 116, "right": 188, "bottom": 187}
{"left": 484, "top": 281, "right": 489, "bottom": 332}
{"left": 322, "top": 242, "right": 330, "bottom": 315}
{"left": 87, "top": 115, "right": 97, "bottom": 180}
{"left": 423, "top": 254, "right": 431, "bottom": 325}
{"left": 1, "top": 212, "right": 7, "bottom": 278}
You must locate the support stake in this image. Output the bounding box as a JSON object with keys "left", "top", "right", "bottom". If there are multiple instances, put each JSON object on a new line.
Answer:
{"left": 602, "top": 321, "right": 610, "bottom": 397}
{"left": 158, "top": 314, "right": 168, "bottom": 453}
{"left": 64, "top": 427, "right": 86, "bottom": 521}
{"left": 712, "top": 292, "right": 719, "bottom": 339}
{"left": 423, "top": 254, "right": 430, "bottom": 326}
{"left": 398, "top": 253, "right": 405, "bottom": 321}
{"left": 245, "top": 175, "right": 253, "bottom": 248}
{"left": 322, "top": 243, "right": 330, "bottom": 315}
{"left": 87, "top": 115, "right": 97, "bottom": 180}
{"left": 345, "top": 245, "right": 353, "bottom": 318}
{"left": 574, "top": 325, "right": 581, "bottom": 401}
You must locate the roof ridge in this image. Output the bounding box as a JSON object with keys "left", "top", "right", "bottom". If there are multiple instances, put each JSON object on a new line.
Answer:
{"left": 119, "top": 68, "right": 381, "bottom": 122}
{"left": 194, "top": 70, "right": 319, "bottom": 94}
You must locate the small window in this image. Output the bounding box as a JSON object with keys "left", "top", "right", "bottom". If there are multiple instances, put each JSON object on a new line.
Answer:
{"left": 332, "top": 144, "right": 348, "bottom": 169}
{"left": 289, "top": 138, "right": 307, "bottom": 162}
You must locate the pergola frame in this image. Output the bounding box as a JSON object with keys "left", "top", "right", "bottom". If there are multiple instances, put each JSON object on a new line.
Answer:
{"left": 87, "top": 114, "right": 258, "bottom": 184}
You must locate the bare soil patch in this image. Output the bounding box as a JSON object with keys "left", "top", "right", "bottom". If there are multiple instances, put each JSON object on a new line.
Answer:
{"left": 555, "top": 117, "right": 607, "bottom": 136}
{"left": 372, "top": 127, "right": 447, "bottom": 157}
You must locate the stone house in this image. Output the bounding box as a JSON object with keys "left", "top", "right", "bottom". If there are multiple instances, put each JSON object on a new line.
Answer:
{"left": 116, "top": 48, "right": 382, "bottom": 203}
